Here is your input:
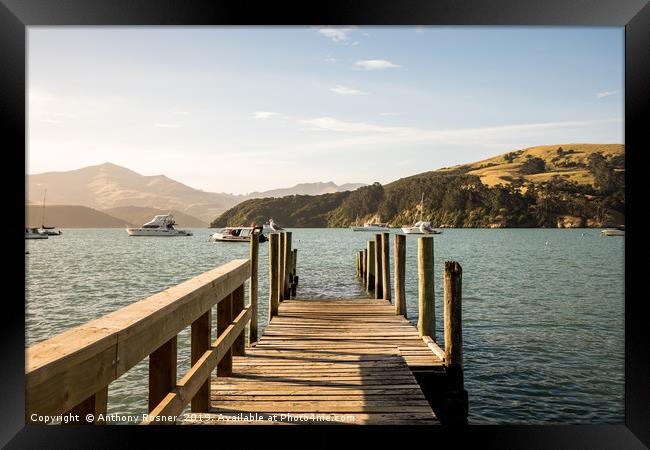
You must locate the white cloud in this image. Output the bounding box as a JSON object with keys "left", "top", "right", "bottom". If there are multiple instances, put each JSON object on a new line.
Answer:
{"left": 596, "top": 90, "right": 617, "bottom": 98}
{"left": 330, "top": 85, "right": 368, "bottom": 96}
{"left": 154, "top": 123, "right": 181, "bottom": 128}
{"left": 300, "top": 117, "right": 410, "bottom": 134}
{"left": 252, "top": 111, "right": 279, "bottom": 119}
{"left": 354, "top": 59, "right": 401, "bottom": 70}
{"left": 317, "top": 27, "right": 355, "bottom": 42}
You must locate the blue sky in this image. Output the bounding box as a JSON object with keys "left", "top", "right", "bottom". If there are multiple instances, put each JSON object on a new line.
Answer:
{"left": 28, "top": 26, "right": 623, "bottom": 194}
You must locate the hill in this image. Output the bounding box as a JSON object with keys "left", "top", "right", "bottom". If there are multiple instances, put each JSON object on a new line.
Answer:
{"left": 211, "top": 144, "right": 624, "bottom": 229}
{"left": 25, "top": 204, "right": 131, "bottom": 228}
{"left": 103, "top": 206, "right": 207, "bottom": 228}
{"left": 27, "top": 163, "right": 365, "bottom": 223}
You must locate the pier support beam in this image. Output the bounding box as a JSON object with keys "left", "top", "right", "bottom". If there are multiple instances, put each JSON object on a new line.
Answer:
{"left": 217, "top": 293, "right": 233, "bottom": 376}
{"left": 394, "top": 234, "right": 406, "bottom": 317}
{"left": 366, "top": 241, "right": 375, "bottom": 292}
{"left": 374, "top": 234, "right": 383, "bottom": 299}
{"left": 190, "top": 310, "right": 211, "bottom": 412}
{"left": 148, "top": 336, "right": 177, "bottom": 412}
{"left": 248, "top": 232, "right": 259, "bottom": 346}
{"left": 232, "top": 284, "right": 245, "bottom": 356}
{"left": 269, "top": 233, "right": 280, "bottom": 319}
{"left": 381, "top": 233, "right": 391, "bottom": 303}
{"left": 278, "top": 232, "right": 285, "bottom": 302}
{"left": 417, "top": 237, "right": 434, "bottom": 339}
{"left": 283, "top": 231, "right": 292, "bottom": 299}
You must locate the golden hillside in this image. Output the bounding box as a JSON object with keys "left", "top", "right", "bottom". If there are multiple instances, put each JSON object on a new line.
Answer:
{"left": 439, "top": 144, "right": 624, "bottom": 187}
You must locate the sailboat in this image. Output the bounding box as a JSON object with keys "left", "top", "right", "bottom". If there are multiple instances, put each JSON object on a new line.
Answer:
{"left": 39, "top": 189, "right": 62, "bottom": 236}
{"left": 401, "top": 193, "right": 442, "bottom": 235}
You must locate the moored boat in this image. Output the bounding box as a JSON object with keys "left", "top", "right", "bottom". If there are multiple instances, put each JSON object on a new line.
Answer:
{"left": 25, "top": 227, "right": 48, "bottom": 239}
{"left": 400, "top": 193, "right": 442, "bottom": 235}
{"left": 601, "top": 225, "right": 625, "bottom": 236}
{"left": 209, "top": 226, "right": 268, "bottom": 243}
{"left": 350, "top": 220, "right": 390, "bottom": 232}
{"left": 126, "top": 214, "right": 192, "bottom": 236}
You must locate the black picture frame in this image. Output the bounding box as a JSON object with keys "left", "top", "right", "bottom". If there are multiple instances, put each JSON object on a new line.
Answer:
{"left": 3, "top": 0, "right": 648, "bottom": 448}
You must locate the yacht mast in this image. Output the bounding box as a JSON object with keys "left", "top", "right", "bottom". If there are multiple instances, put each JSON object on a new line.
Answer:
{"left": 419, "top": 192, "right": 424, "bottom": 222}
{"left": 41, "top": 189, "right": 47, "bottom": 227}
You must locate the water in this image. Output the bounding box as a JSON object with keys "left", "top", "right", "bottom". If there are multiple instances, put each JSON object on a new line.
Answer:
{"left": 25, "top": 228, "right": 624, "bottom": 424}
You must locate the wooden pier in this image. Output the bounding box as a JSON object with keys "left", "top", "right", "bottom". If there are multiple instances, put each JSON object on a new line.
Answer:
{"left": 26, "top": 230, "right": 467, "bottom": 426}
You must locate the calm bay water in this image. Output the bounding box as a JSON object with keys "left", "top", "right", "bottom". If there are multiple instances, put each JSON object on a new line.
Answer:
{"left": 25, "top": 228, "right": 624, "bottom": 424}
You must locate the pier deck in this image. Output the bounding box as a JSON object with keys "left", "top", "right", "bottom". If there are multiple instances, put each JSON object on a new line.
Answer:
{"left": 184, "top": 298, "right": 442, "bottom": 425}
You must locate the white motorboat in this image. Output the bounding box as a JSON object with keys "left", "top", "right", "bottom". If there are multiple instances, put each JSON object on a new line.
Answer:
{"left": 209, "top": 226, "right": 268, "bottom": 243}
{"left": 263, "top": 219, "right": 283, "bottom": 233}
{"left": 126, "top": 214, "right": 193, "bottom": 236}
{"left": 401, "top": 220, "right": 442, "bottom": 235}
{"left": 400, "top": 194, "right": 442, "bottom": 235}
{"left": 25, "top": 227, "right": 48, "bottom": 239}
{"left": 350, "top": 220, "right": 391, "bottom": 232}
{"left": 601, "top": 225, "right": 625, "bottom": 236}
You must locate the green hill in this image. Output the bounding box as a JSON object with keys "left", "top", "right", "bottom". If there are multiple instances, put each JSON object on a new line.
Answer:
{"left": 211, "top": 144, "right": 624, "bottom": 229}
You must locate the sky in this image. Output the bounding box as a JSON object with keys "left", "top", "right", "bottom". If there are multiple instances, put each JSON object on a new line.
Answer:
{"left": 28, "top": 26, "right": 624, "bottom": 194}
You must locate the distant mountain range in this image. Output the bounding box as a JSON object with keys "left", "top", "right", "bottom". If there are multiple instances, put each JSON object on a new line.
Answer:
{"left": 26, "top": 162, "right": 366, "bottom": 227}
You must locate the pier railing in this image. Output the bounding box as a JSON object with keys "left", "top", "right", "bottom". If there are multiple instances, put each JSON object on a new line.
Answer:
{"left": 26, "top": 234, "right": 263, "bottom": 425}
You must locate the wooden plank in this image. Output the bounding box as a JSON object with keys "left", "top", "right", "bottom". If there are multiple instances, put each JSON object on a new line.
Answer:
{"left": 191, "top": 310, "right": 211, "bottom": 413}
{"left": 148, "top": 336, "right": 177, "bottom": 413}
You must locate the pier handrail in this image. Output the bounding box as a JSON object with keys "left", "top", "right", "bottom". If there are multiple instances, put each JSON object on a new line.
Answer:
{"left": 26, "top": 256, "right": 257, "bottom": 425}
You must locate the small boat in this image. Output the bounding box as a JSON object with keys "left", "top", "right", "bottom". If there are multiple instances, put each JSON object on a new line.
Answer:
{"left": 350, "top": 220, "right": 390, "bottom": 232}
{"left": 25, "top": 227, "right": 48, "bottom": 239}
{"left": 263, "top": 219, "right": 283, "bottom": 233}
{"left": 209, "top": 226, "right": 268, "bottom": 243}
{"left": 39, "top": 189, "right": 62, "bottom": 235}
{"left": 601, "top": 225, "right": 625, "bottom": 236}
{"left": 400, "top": 194, "right": 442, "bottom": 235}
{"left": 126, "top": 214, "right": 193, "bottom": 236}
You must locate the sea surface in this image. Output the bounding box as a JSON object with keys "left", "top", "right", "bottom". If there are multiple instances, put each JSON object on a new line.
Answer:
{"left": 25, "top": 228, "right": 624, "bottom": 424}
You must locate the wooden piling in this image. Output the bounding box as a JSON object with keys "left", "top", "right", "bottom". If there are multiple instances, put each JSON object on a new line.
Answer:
{"left": 381, "top": 233, "right": 391, "bottom": 303}
{"left": 278, "top": 232, "right": 285, "bottom": 302}
{"left": 417, "top": 237, "right": 434, "bottom": 339}
{"left": 269, "top": 233, "right": 279, "bottom": 319}
{"left": 362, "top": 249, "right": 367, "bottom": 285}
{"left": 394, "top": 234, "right": 406, "bottom": 317}
{"left": 248, "top": 232, "right": 259, "bottom": 346}
{"left": 356, "top": 252, "right": 360, "bottom": 277}
{"left": 374, "top": 234, "right": 383, "bottom": 299}
{"left": 190, "top": 310, "right": 211, "bottom": 412}
{"left": 366, "top": 241, "right": 375, "bottom": 291}
{"left": 444, "top": 261, "right": 463, "bottom": 369}
{"left": 283, "top": 231, "right": 292, "bottom": 298}
{"left": 292, "top": 249, "right": 298, "bottom": 281}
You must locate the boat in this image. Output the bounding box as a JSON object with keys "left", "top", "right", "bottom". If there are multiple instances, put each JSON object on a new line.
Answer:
{"left": 601, "top": 225, "right": 625, "bottom": 236}
{"left": 126, "top": 214, "right": 193, "bottom": 236}
{"left": 400, "top": 194, "right": 442, "bottom": 235}
{"left": 25, "top": 227, "right": 48, "bottom": 239}
{"left": 209, "top": 226, "right": 268, "bottom": 243}
{"left": 39, "top": 189, "right": 62, "bottom": 235}
{"left": 350, "top": 220, "right": 391, "bottom": 232}
{"left": 263, "top": 219, "right": 284, "bottom": 233}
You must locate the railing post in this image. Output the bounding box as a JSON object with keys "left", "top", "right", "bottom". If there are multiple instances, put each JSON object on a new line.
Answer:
{"left": 278, "top": 232, "right": 285, "bottom": 302}
{"left": 190, "top": 309, "right": 211, "bottom": 412}
{"left": 444, "top": 261, "right": 463, "bottom": 371}
{"left": 249, "top": 232, "right": 259, "bottom": 346}
{"left": 64, "top": 387, "right": 108, "bottom": 424}
{"left": 269, "top": 233, "right": 280, "bottom": 319}
{"left": 283, "top": 231, "right": 292, "bottom": 298}
{"left": 290, "top": 248, "right": 298, "bottom": 296}
{"left": 417, "top": 237, "right": 435, "bottom": 339}
{"left": 381, "top": 233, "right": 391, "bottom": 303}
{"left": 148, "top": 336, "right": 177, "bottom": 412}
{"left": 366, "top": 241, "right": 375, "bottom": 292}
{"left": 394, "top": 234, "right": 406, "bottom": 317}
{"left": 217, "top": 293, "right": 233, "bottom": 376}
{"left": 374, "top": 234, "right": 383, "bottom": 299}
{"left": 232, "top": 284, "right": 245, "bottom": 356}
